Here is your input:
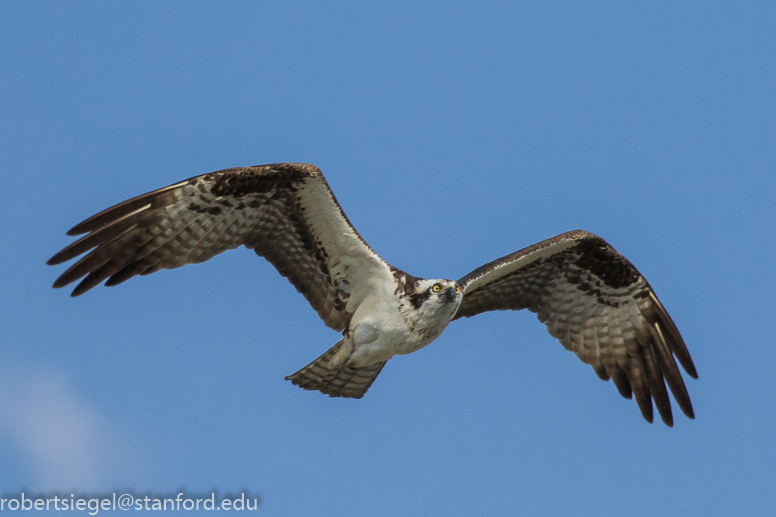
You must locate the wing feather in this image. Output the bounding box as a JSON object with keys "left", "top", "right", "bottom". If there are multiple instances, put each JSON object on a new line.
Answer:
{"left": 48, "top": 163, "right": 391, "bottom": 331}
{"left": 455, "top": 230, "right": 696, "bottom": 426}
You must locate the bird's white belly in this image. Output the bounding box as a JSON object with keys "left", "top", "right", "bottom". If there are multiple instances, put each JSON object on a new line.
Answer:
{"left": 346, "top": 310, "right": 450, "bottom": 368}
{"left": 348, "top": 327, "right": 421, "bottom": 366}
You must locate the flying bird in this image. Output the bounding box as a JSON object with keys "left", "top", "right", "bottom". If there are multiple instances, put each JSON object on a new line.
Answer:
{"left": 48, "top": 163, "right": 697, "bottom": 426}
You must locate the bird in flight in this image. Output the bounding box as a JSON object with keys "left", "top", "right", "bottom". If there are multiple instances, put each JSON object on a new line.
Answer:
{"left": 48, "top": 163, "right": 697, "bottom": 426}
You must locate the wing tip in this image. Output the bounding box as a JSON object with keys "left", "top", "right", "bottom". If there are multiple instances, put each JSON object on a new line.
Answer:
{"left": 50, "top": 279, "right": 86, "bottom": 297}
{"left": 66, "top": 225, "right": 88, "bottom": 237}
{"left": 70, "top": 284, "right": 90, "bottom": 297}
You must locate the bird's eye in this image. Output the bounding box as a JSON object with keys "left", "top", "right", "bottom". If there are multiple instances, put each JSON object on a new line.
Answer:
{"left": 455, "top": 287, "right": 460, "bottom": 294}
{"left": 432, "top": 284, "right": 441, "bottom": 292}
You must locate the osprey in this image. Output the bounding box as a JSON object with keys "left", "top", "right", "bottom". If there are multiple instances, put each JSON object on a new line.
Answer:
{"left": 48, "top": 163, "right": 697, "bottom": 426}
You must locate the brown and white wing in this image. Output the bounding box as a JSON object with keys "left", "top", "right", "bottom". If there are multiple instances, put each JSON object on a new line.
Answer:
{"left": 454, "top": 230, "right": 697, "bottom": 426}
{"left": 48, "top": 163, "right": 392, "bottom": 332}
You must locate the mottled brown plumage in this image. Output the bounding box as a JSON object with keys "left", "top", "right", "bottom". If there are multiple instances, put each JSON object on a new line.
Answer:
{"left": 455, "top": 230, "right": 696, "bottom": 426}
{"left": 48, "top": 163, "right": 382, "bottom": 332}
{"left": 48, "top": 164, "right": 697, "bottom": 424}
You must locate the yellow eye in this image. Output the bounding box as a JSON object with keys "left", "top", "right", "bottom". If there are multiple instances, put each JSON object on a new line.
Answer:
{"left": 455, "top": 287, "right": 460, "bottom": 294}
{"left": 432, "top": 284, "right": 441, "bottom": 292}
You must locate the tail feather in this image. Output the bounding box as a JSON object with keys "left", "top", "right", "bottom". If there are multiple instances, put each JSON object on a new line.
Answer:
{"left": 285, "top": 340, "right": 387, "bottom": 399}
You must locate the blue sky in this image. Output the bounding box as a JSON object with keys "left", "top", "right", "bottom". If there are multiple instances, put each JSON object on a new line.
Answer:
{"left": 1, "top": 1, "right": 775, "bottom": 515}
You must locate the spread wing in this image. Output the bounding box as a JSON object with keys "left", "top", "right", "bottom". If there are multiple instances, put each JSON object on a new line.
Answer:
{"left": 454, "top": 230, "right": 697, "bottom": 426}
{"left": 48, "top": 163, "right": 392, "bottom": 332}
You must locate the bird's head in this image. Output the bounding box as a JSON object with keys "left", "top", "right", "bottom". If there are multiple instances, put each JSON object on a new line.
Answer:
{"left": 409, "top": 278, "right": 463, "bottom": 313}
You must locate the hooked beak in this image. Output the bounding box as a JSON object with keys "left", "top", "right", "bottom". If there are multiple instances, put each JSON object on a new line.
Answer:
{"left": 441, "top": 287, "right": 456, "bottom": 302}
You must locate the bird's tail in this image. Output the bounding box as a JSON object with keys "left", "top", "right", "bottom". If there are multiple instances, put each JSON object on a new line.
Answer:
{"left": 285, "top": 339, "right": 387, "bottom": 399}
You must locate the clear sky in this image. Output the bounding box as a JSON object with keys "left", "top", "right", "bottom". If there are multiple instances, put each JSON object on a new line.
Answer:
{"left": 2, "top": 1, "right": 774, "bottom": 515}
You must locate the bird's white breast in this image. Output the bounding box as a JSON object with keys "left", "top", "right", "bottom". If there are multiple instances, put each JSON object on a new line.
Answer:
{"left": 345, "top": 279, "right": 459, "bottom": 368}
